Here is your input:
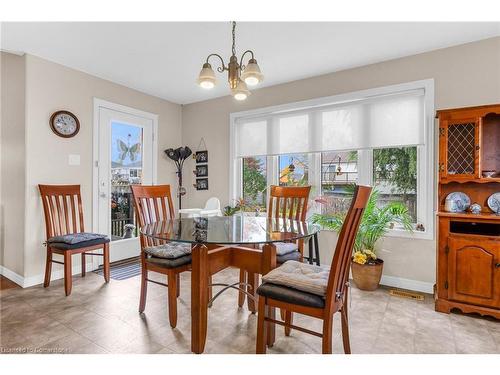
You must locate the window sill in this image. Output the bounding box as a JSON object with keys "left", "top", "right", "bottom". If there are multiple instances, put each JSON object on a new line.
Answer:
{"left": 318, "top": 226, "right": 434, "bottom": 241}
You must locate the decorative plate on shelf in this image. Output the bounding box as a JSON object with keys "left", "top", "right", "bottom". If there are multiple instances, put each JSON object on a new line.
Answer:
{"left": 487, "top": 193, "right": 500, "bottom": 214}
{"left": 444, "top": 192, "right": 471, "bottom": 213}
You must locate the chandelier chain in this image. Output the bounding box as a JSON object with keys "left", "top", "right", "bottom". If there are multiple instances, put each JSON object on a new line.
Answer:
{"left": 232, "top": 21, "right": 236, "bottom": 57}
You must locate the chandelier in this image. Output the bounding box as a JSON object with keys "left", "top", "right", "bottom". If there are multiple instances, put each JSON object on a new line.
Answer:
{"left": 197, "top": 21, "right": 264, "bottom": 101}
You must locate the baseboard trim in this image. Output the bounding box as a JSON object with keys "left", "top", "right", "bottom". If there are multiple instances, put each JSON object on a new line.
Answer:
{"left": 0, "top": 266, "right": 24, "bottom": 287}
{"left": 3, "top": 263, "right": 434, "bottom": 293}
{"left": 380, "top": 275, "right": 434, "bottom": 294}
{"left": 0, "top": 262, "right": 98, "bottom": 288}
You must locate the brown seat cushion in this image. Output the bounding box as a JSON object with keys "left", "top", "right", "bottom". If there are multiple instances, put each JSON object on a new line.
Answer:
{"left": 146, "top": 254, "right": 192, "bottom": 269}
{"left": 257, "top": 282, "right": 325, "bottom": 308}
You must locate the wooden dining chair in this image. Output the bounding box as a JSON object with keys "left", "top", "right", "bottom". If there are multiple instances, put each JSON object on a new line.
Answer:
{"left": 238, "top": 185, "right": 311, "bottom": 311}
{"left": 131, "top": 184, "right": 192, "bottom": 328}
{"left": 255, "top": 185, "right": 372, "bottom": 354}
{"left": 39, "top": 185, "right": 110, "bottom": 296}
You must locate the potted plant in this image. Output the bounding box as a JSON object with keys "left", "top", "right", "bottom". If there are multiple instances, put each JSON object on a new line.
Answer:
{"left": 312, "top": 188, "right": 413, "bottom": 291}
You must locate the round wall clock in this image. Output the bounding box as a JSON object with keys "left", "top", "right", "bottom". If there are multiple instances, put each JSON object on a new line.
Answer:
{"left": 49, "top": 110, "right": 80, "bottom": 138}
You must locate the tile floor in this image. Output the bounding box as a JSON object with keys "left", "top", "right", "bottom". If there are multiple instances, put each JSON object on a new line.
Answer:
{"left": 1, "top": 268, "right": 498, "bottom": 354}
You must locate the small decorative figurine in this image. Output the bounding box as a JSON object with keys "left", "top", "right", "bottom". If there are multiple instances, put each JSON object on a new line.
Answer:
{"left": 469, "top": 203, "right": 482, "bottom": 214}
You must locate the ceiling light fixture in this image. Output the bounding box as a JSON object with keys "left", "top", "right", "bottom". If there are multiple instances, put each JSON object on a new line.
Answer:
{"left": 197, "top": 21, "right": 263, "bottom": 101}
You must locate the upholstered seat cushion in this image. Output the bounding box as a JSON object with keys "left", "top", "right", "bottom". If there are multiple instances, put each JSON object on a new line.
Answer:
{"left": 273, "top": 242, "right": 299, "bottom": 256}
{"left": 262, "top": 260, "right": 329, "bottom": 297}
{"left": 144, "top": 242, "right": 191, "bottom": 259}
{"left": 277, "top": 250, "right": 301, "bottom": 264}
{"left": 258, "top": 242, "right": 298, "bottom": 256}
{"left": 48, "top": 233, "right": 110, "bottom": 250}
{"left": 257, "top": 283, "right": 325, "bottom": 308}
{"left": 146, "top": 254, "right": 192, "bottom": 269}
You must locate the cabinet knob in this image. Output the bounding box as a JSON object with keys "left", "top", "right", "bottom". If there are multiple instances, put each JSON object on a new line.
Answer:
{"left": 496, "top": 263, "right": 500, "bottom": 269}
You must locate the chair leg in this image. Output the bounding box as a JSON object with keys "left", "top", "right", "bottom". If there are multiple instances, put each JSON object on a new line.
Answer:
{"left": 63, "top": 252, "right": 72, "bottom": 296}
{"left": 139, "top": 262, "right": 148, "bottom": 313}
{"left": 322, "top": 315, "right": 333, "bottom": 354}
{"left": 341, "top": 287, "right": 351, "bottom": 354}
{"left": 256, "top": 296, "right": 267, "bottom": 354}
{"left": 280, "top": 309, "right": 286, "bottom": 320}
{"left": 284, "top": 311, "right": 293, "bottom": 336}
{"left": 266, "top": 305, "right": 276, "bottom": 348}
{"left": 44, "top": 248, "right": 53, "bottom": 287}
{"left": 103, "top": 243, "right": 110, "bottom": 283}
{"left": 247, "top": 272, "right": 258, "bottom": 314}
{"left": 208, "top": 274, "right": 213, "bottom": 305}
{"left": 238, "top": 269, "right": 246, "bottom": 307}
{"left": 341, "top": 309, "right": 351, "bottom": 354}
{"left": 81, "top": 253, "right": 86, "bottom": 277}
{"left": 176, "top": 273, "right": 180, "bottom": 297}
{"left": 167, "top": 273, "right": 178, "bottom": 328}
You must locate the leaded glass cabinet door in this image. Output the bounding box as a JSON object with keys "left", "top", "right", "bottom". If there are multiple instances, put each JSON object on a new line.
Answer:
{"left": 439, "top": 118, "right": 480, "bottom": 181}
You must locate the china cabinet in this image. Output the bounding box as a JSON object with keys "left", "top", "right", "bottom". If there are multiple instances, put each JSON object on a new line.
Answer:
{"left": 435, "top": 104, "right": 500, "bottom": 319}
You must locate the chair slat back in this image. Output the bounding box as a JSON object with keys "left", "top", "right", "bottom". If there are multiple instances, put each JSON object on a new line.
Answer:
{"left": 325, "top": 185, "right": 372, "bottom": 313}
{"left": 38, "top": 185, "right": 85, "bottom": 239}
{"left": 131, "top": 185, "right": 175, "bottom": 248}
{"left": 268, "top": 186, "right": 311, "bottom": 222}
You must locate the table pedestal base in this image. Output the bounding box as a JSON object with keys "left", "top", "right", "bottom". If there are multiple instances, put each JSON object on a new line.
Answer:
{"left": 190, "top": 243, "right": 277, "bottom": 354}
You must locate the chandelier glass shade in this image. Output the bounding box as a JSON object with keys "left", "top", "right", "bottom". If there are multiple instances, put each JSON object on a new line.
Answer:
{"left": 197, "top": 22, "right": 263, "bottom": 100}
{"left": 197, "top": 63, "right": 216, "bottom": 89}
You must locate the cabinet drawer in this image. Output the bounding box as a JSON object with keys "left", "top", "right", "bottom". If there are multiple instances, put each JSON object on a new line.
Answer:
{"left": 450, "top": 221, "right": 500, "bottom": 236}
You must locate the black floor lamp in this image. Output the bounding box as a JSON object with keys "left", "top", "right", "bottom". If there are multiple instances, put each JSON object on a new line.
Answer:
{"left": 165, "top": 146, "right": 192, "bottom": 210}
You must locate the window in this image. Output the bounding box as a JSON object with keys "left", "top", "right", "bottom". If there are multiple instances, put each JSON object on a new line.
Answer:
{"left": 320, "top": 151, "right": 358, "bottom": 215}
{"left": 373, "top": 147, "right": 417, "bottom": 223}
{"left": 278, "top": 154, "right": 309, "bottom": 187}
{"left": 242, "top": 156, "right": 267, "bottom": 212}
{"left": 230, "top": 80, "right": 434, "bottom": 239}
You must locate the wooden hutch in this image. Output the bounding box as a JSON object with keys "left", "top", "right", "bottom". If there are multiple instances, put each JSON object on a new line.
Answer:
{"left": 435, "top": 104, "right": 500, "bottom": 319}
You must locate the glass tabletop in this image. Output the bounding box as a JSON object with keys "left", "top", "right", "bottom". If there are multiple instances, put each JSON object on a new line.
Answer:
{"left": 140, "top": 216, "right": 320, "bottom": 245}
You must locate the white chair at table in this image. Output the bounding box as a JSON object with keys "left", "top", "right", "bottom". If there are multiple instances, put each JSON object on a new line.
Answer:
{"left": 178, "top": 197, "right": 222, "bottom": 217}
{"left": 202, "top": 197, "right": 222, "bottom": 216}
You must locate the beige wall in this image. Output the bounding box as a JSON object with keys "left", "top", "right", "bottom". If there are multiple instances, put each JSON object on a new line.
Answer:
{"left": 19, "top": 54, "right": 182, "bottom": 282}
{"left": 0, "top": 52, "right": 26, "bottom": 277}
{"left": 182, "top": 37, "right": 500, "bottom": 288}
{"left": 2, "top": 36, "right": 499, "bottom": 289}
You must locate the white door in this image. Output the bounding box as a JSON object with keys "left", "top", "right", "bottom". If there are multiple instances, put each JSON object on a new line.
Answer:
{"left": 94, "top": 101, "right": 157, "bottom": 264}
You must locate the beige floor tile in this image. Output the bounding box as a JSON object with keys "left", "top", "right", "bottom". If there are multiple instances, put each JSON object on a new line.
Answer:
{"left": 1, "top": 267, "right": 499, "bottom": 354}
{"left": 39, "top": 331, "right": 108, "bottom": 354}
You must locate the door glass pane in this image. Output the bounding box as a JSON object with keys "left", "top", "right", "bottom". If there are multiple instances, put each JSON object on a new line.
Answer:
{"left": 110, "top": 122, "right": 143, "bottom": 241}
{"left": 320, "top": 151, "right": 358, "bottom": 215}
{"left": 278, "top": 154, "right": 309, "bottom": 187}
{"left": 242, "top": 156, "right": 267, "bottom": 213}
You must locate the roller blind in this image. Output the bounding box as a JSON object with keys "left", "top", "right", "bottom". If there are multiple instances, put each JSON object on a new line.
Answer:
{"left": 234, "top": 89, "right": 425, "bottom": 158}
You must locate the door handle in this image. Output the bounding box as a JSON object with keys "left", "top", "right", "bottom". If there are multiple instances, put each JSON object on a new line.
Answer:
{"left": 100, "top": 192, "right": 107, "bottom": 198}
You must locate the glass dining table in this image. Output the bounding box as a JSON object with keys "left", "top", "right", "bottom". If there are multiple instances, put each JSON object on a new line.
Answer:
{"left": 140, "top": 215, "right": 320, "bottom": 354}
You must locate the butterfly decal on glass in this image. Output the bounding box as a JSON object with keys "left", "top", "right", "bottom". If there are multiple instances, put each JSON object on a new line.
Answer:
{"left": 117, "top": 134, "right": 141, "bottom": 164}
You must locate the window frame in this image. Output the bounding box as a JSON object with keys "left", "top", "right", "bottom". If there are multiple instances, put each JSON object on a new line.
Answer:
{"left": 229, "top": 79, "right": 435, "bottom": 240}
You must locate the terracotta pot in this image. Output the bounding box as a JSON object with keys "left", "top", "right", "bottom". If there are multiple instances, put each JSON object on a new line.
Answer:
{"left": 351, "top": 259, "right": 384, "bottom": 291}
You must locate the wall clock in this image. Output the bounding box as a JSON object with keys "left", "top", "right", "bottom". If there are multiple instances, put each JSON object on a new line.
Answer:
{"left": 49, "top": 110, "right": 80, "bottom": 138}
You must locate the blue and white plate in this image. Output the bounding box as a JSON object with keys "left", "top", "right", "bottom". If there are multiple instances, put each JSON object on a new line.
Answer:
{"left": 487, "top": 193, "right": 500, "bottom": 214}
{"left": 445, "top": 192, "right": 471, "bottom": 213}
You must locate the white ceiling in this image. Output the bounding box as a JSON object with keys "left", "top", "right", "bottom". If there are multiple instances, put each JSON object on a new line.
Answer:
{"left": 2, "top": 22, "right": 499, "bottom": 104}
